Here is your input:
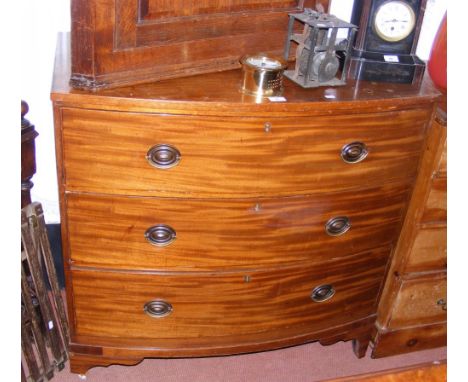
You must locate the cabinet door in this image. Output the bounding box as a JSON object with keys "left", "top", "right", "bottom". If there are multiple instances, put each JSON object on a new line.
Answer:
{"left": 71, "top": 0, "right": 330, "bottom": 88}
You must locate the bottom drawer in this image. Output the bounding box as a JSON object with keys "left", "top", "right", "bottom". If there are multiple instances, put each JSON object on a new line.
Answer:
{"left": 71, "top": 246, "right": 388, "bottom": 343}
{"left": 388, "top": 274, "right": 447, "bottom": 329}
{"left": 372, "top": 322, "right": 447, "bottom": 358}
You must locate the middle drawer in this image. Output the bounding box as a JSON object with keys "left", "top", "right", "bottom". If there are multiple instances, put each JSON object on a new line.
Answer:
{"left": 66, "top": 182, "right": 409, "bottom": 271}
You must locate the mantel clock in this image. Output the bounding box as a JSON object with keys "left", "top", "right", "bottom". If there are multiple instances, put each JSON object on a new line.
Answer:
{"left": 348, "top": 0, "right": 427, "bottom": 84}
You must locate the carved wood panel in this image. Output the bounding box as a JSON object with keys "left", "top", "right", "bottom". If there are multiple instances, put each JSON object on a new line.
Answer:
{"left": 116, "top": 0, "right": 316, "bottom": 48}
{"left": 71, "top": 0, "right": 330, "bottom": 88}
{"left": 140, "top": 0, "right": 302, "bottom": 21}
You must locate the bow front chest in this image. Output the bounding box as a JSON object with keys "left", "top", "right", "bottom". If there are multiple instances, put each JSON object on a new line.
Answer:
{"left": 51, "top": 34, "right": 441, "bottom": 374}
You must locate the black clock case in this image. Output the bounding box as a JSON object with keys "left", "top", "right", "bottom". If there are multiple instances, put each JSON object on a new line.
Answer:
{"left": 348, "top": 0, "right": 427, "bottom": 84}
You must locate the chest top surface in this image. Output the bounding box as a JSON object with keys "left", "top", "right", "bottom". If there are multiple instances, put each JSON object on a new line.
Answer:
{"left": 52, "top": 33, "right": 440, "bottom": 116}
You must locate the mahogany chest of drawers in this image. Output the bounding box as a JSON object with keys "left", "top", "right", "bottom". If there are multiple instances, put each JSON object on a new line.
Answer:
{"left": 51, "top": 34, "right": 441, "bottom": 374}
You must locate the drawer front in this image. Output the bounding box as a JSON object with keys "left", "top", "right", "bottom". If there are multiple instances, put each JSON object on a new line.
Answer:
{"left": 405, "top": 227, "right": 447, "bottom": 273}
{"left": 60, "top": 107, "right": 429, "bottom": 197}
{"left": 66, "top": 183, "right": 409, "bottom": 271}
{"left": 71, "top": 247, "right": 388, "bottom": 340}
{"left": 389, "top": 275, "right": 447, "bottom": 329}
{"left": 436, "top": 141, "right": 447, "bottom": 177}
{"left": 372, "top": 323, "right": 447, "bottom": 358}
{"left": 421, "top": 177, "right": 446, "bottom": 223}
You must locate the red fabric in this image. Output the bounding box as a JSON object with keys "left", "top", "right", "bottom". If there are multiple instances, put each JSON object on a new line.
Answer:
{"left": 428, "top": 13, "right": 447, "bottom": 90}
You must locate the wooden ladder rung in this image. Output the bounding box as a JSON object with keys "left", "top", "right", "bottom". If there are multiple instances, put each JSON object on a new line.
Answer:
{"left": 21, "top": 202, "right": 69, "bottom": 382}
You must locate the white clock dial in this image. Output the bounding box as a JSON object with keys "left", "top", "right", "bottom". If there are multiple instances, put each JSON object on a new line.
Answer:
{"left": 245, "top": 56, "right": 283, "bottom": 70}
{"left": 374, "top": 1, "right": 416, "bottom": 42}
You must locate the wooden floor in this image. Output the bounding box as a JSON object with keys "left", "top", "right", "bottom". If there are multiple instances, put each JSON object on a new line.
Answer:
{"left": 326, "top": 361, "right": 447, "bottom": 381}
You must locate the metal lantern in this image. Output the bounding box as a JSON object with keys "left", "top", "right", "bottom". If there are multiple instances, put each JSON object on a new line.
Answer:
{"left": 283, "top": 9, "right": 357, "bottom": 88}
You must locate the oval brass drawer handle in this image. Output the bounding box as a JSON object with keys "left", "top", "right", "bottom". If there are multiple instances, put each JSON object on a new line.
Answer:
{"left": 146, "top": 144, "right": 181, "bottom": 169}
{"left": 145, "top": 224, "right": 177, "bottom": 247}
{"left": 325, "top": 216, "right": 351, "bottom": 236}
{"left": 144, "top": 300, "right": 173, "bottom": 318}
{"left": 311, "top": 284, "right": 335, "bottom": 302}
{"left": 341, "top": 142, "right": 368, "bottom": 164}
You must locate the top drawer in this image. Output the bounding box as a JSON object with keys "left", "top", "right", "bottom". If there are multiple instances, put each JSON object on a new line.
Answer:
{"left": 60, "top": 107, "right": 430, "bottom": 197}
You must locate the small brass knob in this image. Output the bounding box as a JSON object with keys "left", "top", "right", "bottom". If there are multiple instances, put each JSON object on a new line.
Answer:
{"left": 144, "top": 300, "right": 173, "bottom": 318}
{"left": 341, "top": 142, "right": 368, "bottom": 164}
{"left": 146, "top": 144, "right": 181, "bottom": 169}
{"left": 437, "top": 298, "right": 447, "bottom": 311}
{"left": 311, "top": 284, "right": 335, "bottom": 302}
{"left": 145, "top": 224, "right": 176, "bottom": 247}
{"left": 325, "top": 216, "right": 351, "bottom": 236}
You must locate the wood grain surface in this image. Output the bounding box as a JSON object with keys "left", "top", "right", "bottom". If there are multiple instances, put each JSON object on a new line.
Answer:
{"left": 421, "top": 177, "right": 447, "bottom": 223}
{"left": 59, "top": 107, "right": 430, "bottom": 197}
{"left": 375, "top": 107, "right": 446, "bottom": 327}
{"left": 388, "top": 274, "right": 447, "bottom": 328}
{"left": 70, "top": 0, "right": 330, "bottom": 88}
{"left": 404, "top": 227, "right": 446, "bottom": 273}
{"left": 65, "top": 183, "right": 408, "bottom": 271}
{"left": 51, "top": 32, "right": 442, "bottom": 373}
{"left": 372, "top": 323, "right": 447, "bottom": 358}
{"left": 142, "top": 0, "right": 299, "bottom": 20}
{"left": 70, "top": 246, "right": 388, "bottom": 341}
{"left": 67, "top": 315, "right": 376, "bottom": 374}
{"left": 326, "top": 361, "right": 446, "bottom": 381}
{"left": 70, "top": 315, "right": 376, "bottom": 357}
{"left": 21, "top": 101, "right": 39, "bottom": 207}
{"left": 52, "top": 32, "right": 441, "bottom": 116}
{"left": 436, "top": 142, "right": 447, "bottom": 177}
{"left": 373, "top": 104, "right": 446, "bottom": 358}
